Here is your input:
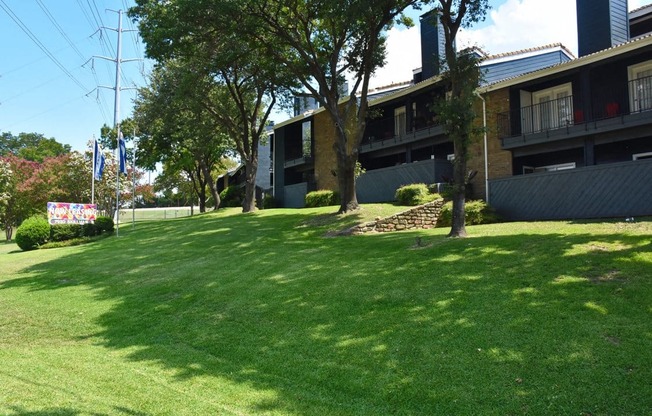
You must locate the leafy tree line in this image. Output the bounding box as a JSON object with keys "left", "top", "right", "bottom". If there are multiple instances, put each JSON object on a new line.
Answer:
{"left": 130, "top": 0, "right": 489, "bottom": 236}
{"left": 0, "top": 132, "right": 152, "bottom": 240}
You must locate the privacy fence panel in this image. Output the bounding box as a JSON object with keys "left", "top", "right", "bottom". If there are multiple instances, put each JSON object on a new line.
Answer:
{"left": 489, "top": 160, "right": 652, "bottom": 220}
{"left": 356, "top": 159, "right": 453, "bottom": 203}
{"left": 284, "top": 182, "right": 309, "bottom": 208}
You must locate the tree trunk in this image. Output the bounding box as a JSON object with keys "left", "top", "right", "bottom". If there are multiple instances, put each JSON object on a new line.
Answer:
{"left": 4, "top": 225, "right": 13, "bottom": 241}
{"left": 197, "top": 182, "right": 207, "bottom": 213}
{"left": 199, "top": 158, "right": 220, "bottom": 211}
{"left": 337, "top": 152, "right": 359, "bottom": 213}
{"left": 448, "top": 142, "right": 468, "bottom": 238}
{"left": 242, "top": 160, "right": 258, "bottom": 213}
{"left": 332, "top": 107, "right": 361, "bottom": 214}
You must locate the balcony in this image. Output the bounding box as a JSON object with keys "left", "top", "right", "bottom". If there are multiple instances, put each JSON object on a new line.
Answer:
{"left": 360, "top": 114, "right": 446, "bottom": 154}
{"left": 498, "top": 76, "right": 652, "bottom": 149}
{"left": 284, "top": 155, "right": 313, "bottom": 169}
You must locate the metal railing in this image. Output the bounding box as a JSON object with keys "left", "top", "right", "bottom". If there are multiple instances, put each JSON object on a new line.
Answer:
{"left": 520, "top": 95, "right": 574, "bottom": 135}
{"left": 629, "top": 74, "right": 652, "bottom": 113}
{"left": 498, "top": 75, "right": 652, "bottom": 139}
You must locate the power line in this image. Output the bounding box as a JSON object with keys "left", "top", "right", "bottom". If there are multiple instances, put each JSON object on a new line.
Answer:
{"left": 36, "top": 0, "right": 86, "bottom": 62}
{"left": 0, "top": 0, "right": 89, "bottom": 92}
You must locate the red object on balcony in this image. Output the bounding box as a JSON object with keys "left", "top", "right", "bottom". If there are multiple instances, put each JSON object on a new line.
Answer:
{"left": 574, "top": 109, "right": 584, "bottom": 123}
{"left": 606, "top": 102, "right": 620, "bottom": 117}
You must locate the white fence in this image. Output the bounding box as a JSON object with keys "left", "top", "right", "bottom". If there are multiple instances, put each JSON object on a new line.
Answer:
{"left": 116, "top": 207, "right": 199, "bottom": 223}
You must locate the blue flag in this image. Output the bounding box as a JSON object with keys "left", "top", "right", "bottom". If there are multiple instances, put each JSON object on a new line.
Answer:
{"left": 93, "top": 140, "right": 105, "bottom": 180}
{"left": 119, "top": 134, "right": 127, "bottom": 175}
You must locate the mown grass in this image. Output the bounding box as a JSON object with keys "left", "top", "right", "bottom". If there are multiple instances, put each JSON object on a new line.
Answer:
{"left": 1, "top": 206, "right": 651, "bottom": 415}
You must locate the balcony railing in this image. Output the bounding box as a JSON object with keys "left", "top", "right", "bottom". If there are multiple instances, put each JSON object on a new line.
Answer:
{"left": 499, "top": 76, "right": 652, "bottom": 141}
{"left": 362, "top": 113, "right": 444, "bottom": 149}
{"left": 498, "top": 95, "right": 575, "bottom": 138}
{"left": 629, "top": 75, "right": 652, "bottom": 113}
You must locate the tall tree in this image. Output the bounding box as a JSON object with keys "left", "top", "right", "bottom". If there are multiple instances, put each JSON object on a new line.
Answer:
{"left": 0, "top": 132, "right": 71, "bottom": 162}
{"left": 130, "top": 1, "right": 290, "bottom": 212}
{"left": 240, "top": 0, "right": 424, "bottom": 213}
{"left": 132, "top": 61, "right": 232, "bottom": 212}
{"left": 0, "top": 158, "right": 12, "bottom": 239}
{"left": 0, "top": 155, "right": 45, "bottom": 240}
{"left": 436, "top": 0, "right": 488, "bottom": 237}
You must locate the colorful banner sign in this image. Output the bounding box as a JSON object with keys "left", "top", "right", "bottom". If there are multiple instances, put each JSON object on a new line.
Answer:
{"left": 47, "top": 202, "right": 97, "bottom": 225}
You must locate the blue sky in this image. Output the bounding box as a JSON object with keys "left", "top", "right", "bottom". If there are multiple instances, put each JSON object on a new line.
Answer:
{"left": 1, "top": 0, "right": 651, "bottom": 153}
{"left": 0, "top": 0, "right": 148, "bottom": 152}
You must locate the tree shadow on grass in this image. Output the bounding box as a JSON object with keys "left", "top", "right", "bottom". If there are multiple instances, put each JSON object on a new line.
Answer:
{"left": 5, "top": 406, "right": 148, "bottom": 416}
{"left": 2, "top": 212, "right": 652, "bottom": 414}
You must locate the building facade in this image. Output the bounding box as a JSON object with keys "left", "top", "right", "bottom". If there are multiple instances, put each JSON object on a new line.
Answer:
{"left": 272, "top": 2, "right": 652, "bottom": 219}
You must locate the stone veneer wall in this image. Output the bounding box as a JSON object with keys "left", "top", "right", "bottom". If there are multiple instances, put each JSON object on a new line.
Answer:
{"left": 345, "top": 199, "right": 444, "bottom": 235}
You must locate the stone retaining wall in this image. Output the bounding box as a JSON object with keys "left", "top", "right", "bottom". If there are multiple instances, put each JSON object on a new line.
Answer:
{"left": 345, "top": 199, "right": 444, "bottom": 235}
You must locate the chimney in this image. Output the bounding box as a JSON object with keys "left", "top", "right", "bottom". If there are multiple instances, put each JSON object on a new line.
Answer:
{"left": 420, "top": 10, "right": 447, "bottom": 79}
{"left": 577, "top": 0, "right": 629, "bottom": 57}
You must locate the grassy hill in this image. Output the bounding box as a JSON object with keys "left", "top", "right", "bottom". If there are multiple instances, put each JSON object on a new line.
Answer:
{"left": 1, "top": 206, "right": 651, "bottom": 415}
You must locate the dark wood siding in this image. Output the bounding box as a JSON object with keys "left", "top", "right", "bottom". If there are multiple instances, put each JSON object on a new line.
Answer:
{"left": 610, "top": 0, "right": 630, "bottom": 45}
{"left": 482, "top": 51, "right": 572, "bottom": 85}
{"left": 283, "top": 183, "right": 308, "bottom": 208}
{"left": 356, "top": 159, "right": 453, "bottom": 203}
{"left": 489, "top": 159, "right": 652, "bottom": 220}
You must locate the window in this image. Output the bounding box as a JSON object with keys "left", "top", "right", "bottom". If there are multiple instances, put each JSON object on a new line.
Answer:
{"left": 521, "top": 83, "right": 573, "bottom": 133}
{"left": 301, "top": 121, "right": 311, "bottom": 157}
{"left": 394, "top": 106, "right": 407, "bottom": 137}
{"left": 523, "top": 162, "right": 576, "bottom": 174}
{"left": 628, "top": 61, "right": 652, "bottom": 113}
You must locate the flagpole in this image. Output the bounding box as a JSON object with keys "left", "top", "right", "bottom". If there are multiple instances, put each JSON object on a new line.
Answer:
{"left": 91, "top": 138, "right": 96, "bottom": 206}
{"left": 132, "top": 132, "right": 136, "bottom": 229}
{"left": 116, "top": 129, "right": 121, "bottom": 236}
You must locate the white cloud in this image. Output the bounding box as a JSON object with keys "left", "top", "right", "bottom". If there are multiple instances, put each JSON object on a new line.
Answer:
{"left": 369, "top": 0, "right": 652, "bottom": 89}
{"left": 367, "top": 24, "right": 422, "bottom": 89}
{"left": 458, "top": 0, "right": 577, "bottom": 55}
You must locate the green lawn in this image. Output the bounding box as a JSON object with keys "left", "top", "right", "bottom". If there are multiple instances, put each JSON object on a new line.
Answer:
{"left": 1, "top": 206, "right": 651, "bottom": 415}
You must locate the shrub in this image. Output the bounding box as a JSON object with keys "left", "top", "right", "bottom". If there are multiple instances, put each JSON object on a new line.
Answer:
{"left": 305, "top": 190, "right": 340, "bottom": 208}
{"left": 15, "top": 216, "right": 50, "bottom": 251}
{"left": 82, "top": 222, "right": 98, "bottom": 237}
{"left": 395, "top": 183, "right": 440, "bottom": 206}
{"left": 437, "top": 200, "right": 499, "bottom": 227}
{"left": 220, "top": 185, "right": 244, "bottom": 208}
{"left": 95, "top": 216, "right": 114, "bottom": 234}
{"left": 260, "top": 194, "right": 275, "bottom": 210}
{"left": 50, "top": 224, "right": 83, "bottom": 242}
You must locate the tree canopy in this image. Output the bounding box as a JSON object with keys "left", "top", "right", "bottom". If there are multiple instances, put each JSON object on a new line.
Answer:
{"left": 133, "top": 60, "right": 233, "bottom": 212}
{"left": 1, "top": 132, "right": 71, "bottom": 162}
{"left": 240, "top": 0, "right": 425, "bottom": 212}
{"left": 131, "top": 0, "right": 291, "bottom": 212}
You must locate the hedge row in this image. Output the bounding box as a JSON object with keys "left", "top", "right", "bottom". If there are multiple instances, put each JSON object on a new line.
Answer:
{"left": 15, "top": 215, "right": 115, "bottom": 251}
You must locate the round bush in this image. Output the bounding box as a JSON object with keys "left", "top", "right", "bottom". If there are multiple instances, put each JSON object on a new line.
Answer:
{"left": 395, "top": 183, "right": 439, "bottom": 206}
{"left": 437, "top": 200, "right": 499, "bottom": 227}
{"left": 15, "top": 216, "right": 51, "bottom": 251}
{"left": 95, "top": 216, "right": 114, "bottom": 234}
{"left": 305, "top": 190, "right": 340, "bottom": 208}
{"left": 220, "top": 185, "right": 244, "bottom": 207}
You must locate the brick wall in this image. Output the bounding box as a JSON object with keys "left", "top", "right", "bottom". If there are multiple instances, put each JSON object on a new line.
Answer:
{"left": 313, "top": 110, "right": 339, "bottom": 192}
{"left": 313, "top": 103, "right": 360, "bottom": 193}
{"left": 468, "top": 88, "right": 513, "bottom": 200}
